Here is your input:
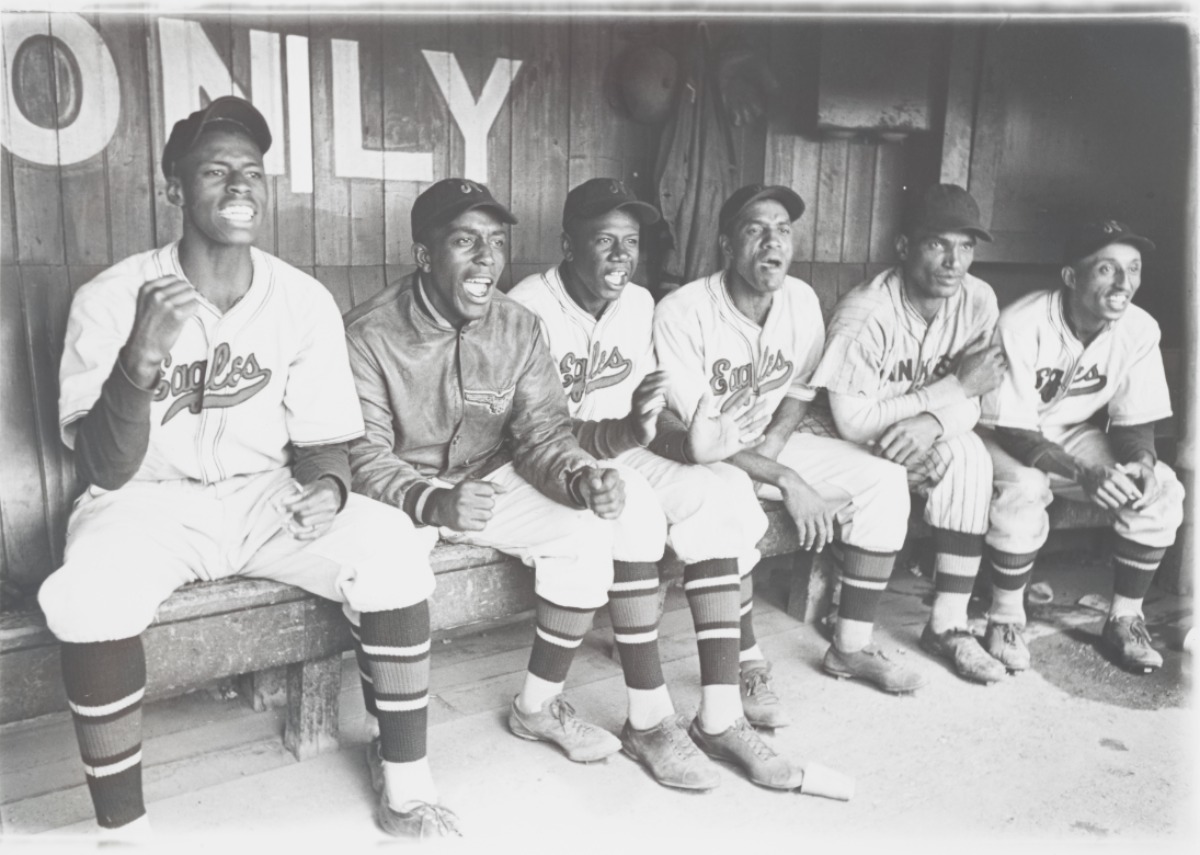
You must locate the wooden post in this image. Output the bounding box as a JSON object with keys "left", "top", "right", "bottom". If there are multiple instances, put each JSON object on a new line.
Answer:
{"left": 283, "top": 654, "right": 342, "bottom": 761}
{"left": 785, "top": 549, "right": 838, "bottom": 623}
{"left": 238, "top": 666, "right": 288, "bottom": 713}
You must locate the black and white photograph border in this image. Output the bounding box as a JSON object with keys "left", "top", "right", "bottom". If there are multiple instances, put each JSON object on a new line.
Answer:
{"left": 0, "top": 0, "right": 1196, "bottom": 853}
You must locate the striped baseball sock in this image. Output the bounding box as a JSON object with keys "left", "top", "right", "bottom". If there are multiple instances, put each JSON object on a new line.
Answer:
{"left": 519, "top": 597, "right": 594, "bottom": 712}
{"left": 930, "top": 528, "right": 985, "bottom": 633}
{"left": 988, "top": 547, "right": 1038, "bottom": 625}
{"left": 358, "top": 604, "right": 431, "bottom": 764}
{"left": 1110, "top": 535, "right": 1167, "bottom": 618}
{"left": 684, "top": 558, "right": 743, "bottom": 733}
{"left": 60, "top": 637, "right": 147, "bottom": 829}
{"left": 834, "top": 545, "right": 896, "bottom": 652}
{"left": 609, "top": 561, "right": 673, "bottom": 729}
{"left": 737, "top": 573, "right": 764, "bottom": 663}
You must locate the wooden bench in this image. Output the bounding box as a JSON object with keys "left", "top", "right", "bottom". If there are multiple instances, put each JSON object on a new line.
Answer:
{"left": 0, "top": 501, "right": 807, "bottom": 760}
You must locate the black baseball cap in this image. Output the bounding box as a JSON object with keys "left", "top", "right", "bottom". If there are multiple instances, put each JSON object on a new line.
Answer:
{"left": 411, "top": 178, "right": 518, "bottom": 242}
{"left": 1064, "top": 219, "right": 1155, "bottom": 264}
{"left": 161, "top": 96, "right": 272, "bottom": 179}
{"left": 718, "top": 184, "right": 805, "bottom": 235}
{"left": 562, "top": 178, "right": 660, "bottom": 229}
{"left": 904, "top": 184, "right": 992, "bottom": 242}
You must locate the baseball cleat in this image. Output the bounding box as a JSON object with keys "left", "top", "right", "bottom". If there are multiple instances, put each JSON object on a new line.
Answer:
{"left": 1100, "top": 615, "right": 1163, "bottom": 673}
{"left": 508, "top": 694, "right": 621, "bottom": 762}
{"left": 621, "top": 714, "right": 720, "bottom": 790}
{"left": 821, "top": 643, "right": 928, "bottom": 694}
{"left": 920, "top": 624, "right": 1007, "bottom": 684}
{"left": 739, "top": 660, "right": 792, "bottom": 728}
{"left": 688, "top": 717, "right": 803, "bottom": 790}
{"left": 984, "top": 620, "right": 1032, "bottom": 672}
{"left": 366, "top": 736, "right": 462, "bottom": 838}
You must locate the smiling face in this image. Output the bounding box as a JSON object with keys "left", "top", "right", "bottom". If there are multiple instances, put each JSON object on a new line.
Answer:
{"left": 896, "top": 229, "right": 977, "bottom": 317}
{"left": 720, "top": 199, "right": 793, "bottom": 297}
{"left": 415, "top": 208, "right": 508, "bottom": 326}
{"left": 1063, "top": 241, "right": 1143, "bottom": 338}
{"left": 168, "top": 127, "right": 267, "bottom": 248}
{"left": 561, "top": 208, "right": 641, "bottom": 317}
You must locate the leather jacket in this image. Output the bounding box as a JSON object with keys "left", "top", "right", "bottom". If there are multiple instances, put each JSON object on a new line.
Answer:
{"left": 345, "top": 273, "right": 595, "bottom": 522}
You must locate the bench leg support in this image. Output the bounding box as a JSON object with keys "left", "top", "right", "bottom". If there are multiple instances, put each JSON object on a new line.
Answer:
{"left": 785, "top": 549, "right": 839, "bottom": 623}
{"left": 284, "top": 654, "right": 342, "bottom": 760}
{"left": 239, "top": 666, "right": 288, "bottom": 712}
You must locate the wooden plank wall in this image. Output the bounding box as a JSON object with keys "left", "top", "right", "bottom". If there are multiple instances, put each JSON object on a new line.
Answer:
{"left": 761, "top": 21, "right": 939, "bottom": 324}
{"left": 0, "top": 12, "right": 672, "bottom": 598}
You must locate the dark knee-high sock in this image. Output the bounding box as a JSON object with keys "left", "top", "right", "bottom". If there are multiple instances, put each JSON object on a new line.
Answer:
{"left": 608, "top": 561, "right": 665, "bottom": 691}
{"left": 987, "top": 546, "right": 1038, "bottom": 625}
{"left": 1111, "top": 535, "right": 1167, "bottom": 617}
{"left": 930, "top": 528, "right": 985, "bottom": 632}
{"left": 738, "top": 572, "right": 762, "bottom": 663}
{"left": 528, "top": 596, "right": 594, "bottom": 685}
{"left": 683, "top": 559, "right": 740, "bottom": 687}
{"left": 836, "top": 545, "right": 897, "bottom": 651}
{"left": 359, "top": 603, "right": 431, "bottom": 763}
{"left": 61, "top": 637, "right": 147, "bottom": 828}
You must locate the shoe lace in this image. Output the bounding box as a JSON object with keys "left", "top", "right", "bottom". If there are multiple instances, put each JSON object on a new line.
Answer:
{"left": 1127, "top": 616, "right": 1154, "bottom": 647}
{"left": 1000, "top": 623, "right": 1020, "bottom": 646}
{"left": 734, "top": 720, "right": 778, "bottom": 762}
{"left": 743, "top": 669, "right": 776, "bottom": 699}
{"left": 666, "top": 715, "right": 702, "bottom": 759}
{"left": 550, "top": 697, "right": 593, "bottom": 736}
{"left": 861, "top": 644, "right": 892, "bottom": 662}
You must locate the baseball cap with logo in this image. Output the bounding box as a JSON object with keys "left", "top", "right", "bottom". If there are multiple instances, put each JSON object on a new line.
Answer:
{"left": 904, "top": 184, "right": 992, "bottom": 242}
{"left": 718, "top": 184, "right": 806, "bottom": 236}
{"left": 411, "top": 178, "right": 518, "bottom": 243}
{"left": 162, "top": 96, "right": 272, "bottom": 179}
{"left": 562, "top": 178, "right": 661, "bottom": 229}
{"left": 1063, "top": 219, "right": 1155, "bottom": 264}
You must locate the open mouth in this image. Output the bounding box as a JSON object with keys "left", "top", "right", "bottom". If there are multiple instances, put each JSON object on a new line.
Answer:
{"left": 1105, "top": 294, "right": 1130, "bottom": 311}
{"left": 759, "top": 257, "right": 785, "bottom": 271}
{"left": 219, "top": 204, "right": 256, "bottom": 225}
{"left": 463, "top": 276, "right": 492, "bottom": 301}
{"left": 603, "top": 270, "right": 629, "bottom": 287}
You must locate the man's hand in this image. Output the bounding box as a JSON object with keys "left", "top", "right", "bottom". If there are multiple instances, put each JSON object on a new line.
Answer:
{"left": 624, "top": 370, "right": 670, "bottom": 446}
{"left": 278, "top": 479, "right": 341, "bottom": 541}
{"left": 426, "top": 480, "right": 508, "bottom": 532}
{"left": 685, "top": 386, "right": 771, "bottom": 463}
{"left": 578, "top": 466, "right": 625, "bottom": 520}
{"left": 120, "top": 276, "right": 199, "bottom": 387}
{"left": 1079, "top": 464, "right": 1143, "bottom": 510}
{"left": 955, "top": 343, "right": 1007, "bottom": 398}
{"left": 1118, "top": 461, "right": 1161, "bottom": 511}
{"left": 780, "top": 477, "right": 854, "bottom": 552}
{"left": 874, "top": 413, "right": 943, "bottom": 468}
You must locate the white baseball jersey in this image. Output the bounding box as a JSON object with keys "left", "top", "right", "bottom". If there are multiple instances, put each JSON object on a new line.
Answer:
{"left": 59, "top": 242, "right": 364, "bottom": 485}
{"left": 653, "top": 272, "right": 824, "bottom": 423}
{"left": 811, "top": 266, "right": 999, "bottom": 439}
{"left": 979, "top": 288, "right": 1172, "bottom": 445}
{"left": 508, "top": 265, "right": 654, "bottom": 420}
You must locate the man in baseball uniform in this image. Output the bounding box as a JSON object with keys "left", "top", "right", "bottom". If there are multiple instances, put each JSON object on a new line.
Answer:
{"left": 811, "top": 184, "right": 1010, "bottom": 684}
{"left": 39, "top": 97, "right": 458, "bottom": 839}
{"left": 655, "top": 184, "right": 924, "bottom": 695}
{"left": 979, "top": 219, "right": 1184, "bottom": 673}
{"left": 510, "top": 177, "right": 805, "bottom": 792}
{"left": 345, "top": 179, "right": 634, "bottom": 777}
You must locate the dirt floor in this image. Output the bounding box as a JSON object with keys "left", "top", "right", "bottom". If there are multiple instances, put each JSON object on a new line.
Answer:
{"left": 1, "top": 548, "right": 1195, "bottom": 854}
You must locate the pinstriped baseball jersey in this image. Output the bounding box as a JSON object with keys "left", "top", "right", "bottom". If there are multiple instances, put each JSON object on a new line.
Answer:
{"left": 59, "top": 242, "right": 364, "bottom": 485}
{"left": 508, "top": 265, "right": 654, "bottom": 421}
{"left": 811, "top": 266, "right": 998, "bottom": 403}
{"left": 653, "top": 272, "right": 824, "bottom": 423}
{"left": 979, "top": 288, "right": 1172, "bottom": 444}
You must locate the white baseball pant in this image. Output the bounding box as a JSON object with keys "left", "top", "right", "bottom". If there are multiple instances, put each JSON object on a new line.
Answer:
{"left": 982, "top": 423, "right": 1185, "bottom": 556}
{"left": 915, "top": 432, "right": 993, "bottom": 535}
{"left": 39, "top": 468, "right": 436, "bottom": 643}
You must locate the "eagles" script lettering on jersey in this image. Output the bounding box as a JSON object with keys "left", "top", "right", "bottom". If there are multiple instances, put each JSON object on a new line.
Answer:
{"left": 709, "top": 349, "right": 794, "bottom": 396}
{"left": 155, "top": 342, "right": 273, "bottom": 424}
{"left": 560, "top": 343, "right": 632, "bottom": 403}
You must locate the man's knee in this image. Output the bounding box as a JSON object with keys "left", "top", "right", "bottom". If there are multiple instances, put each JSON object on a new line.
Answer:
{"left": 330, "top": 495, "right": 437, "bottom": 610}
{"left": 608, "top": 462, "right": 668, "bottom": 562}
{"left": 842, "top": 458, "right": 910, "bottom": 551}
{"left": 38, "top": 564, "right": 161, "bottom": 643}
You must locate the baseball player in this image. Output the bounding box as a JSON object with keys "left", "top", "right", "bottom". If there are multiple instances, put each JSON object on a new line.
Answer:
{"left": 810, "top": 184, "right": 1010, "bottom": 684}
{"left": 38, "top": 97, "right": 458, "bottom": 839}
{"left": 978, "top": 219, "right": 1184, "bottom": 673}
{"left": 655, "top": 184, "right": 925, "bottom": 695}
{"left": 510, "top": 177, "right": 805, "bottom": 792}
{"left": 344, "top": 179, "right": 636, "bottom": 778}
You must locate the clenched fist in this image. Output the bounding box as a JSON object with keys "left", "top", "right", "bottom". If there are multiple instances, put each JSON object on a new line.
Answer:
{"left": 578, "top": 466, "right": 625, "bottom": 520}
{"left": 120, "top": 276, "right": 199, "bottom": 387}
